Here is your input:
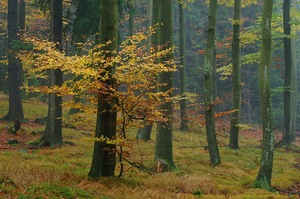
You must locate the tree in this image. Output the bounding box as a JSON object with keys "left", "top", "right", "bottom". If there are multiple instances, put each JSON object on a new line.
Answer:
{"left": 136, "top": 0, "right": 156, "bottom": 141}
{"left": 154, "top": 0, "right": 176, "bottom": 170}
{"left": 2, "top": 0, "right": 24, "bottom": 121}
{"left": 18, "top": 0, "right": 25, "bottom": 32}
{"left": 203, "top": 0, "right": 221, "bottom": 166}
{"left": 228, "top": 0, "right": 241, "bottom": 149}
{"left": 290, "top": 40, "right": 297, "bottom": 140}
{"left": 253, "top": 0, "right": 274, "bottom": 190}
{"left": 72, "top": 0, "right": 99, "bottom": 44}
{"left": 128, "top": 0, "right": 134, "bottom": 36}
{"left": 39, "top": 0, "right": 63, "bottom": 147}
{"left": 282, "top": 0, "right": 296, "bottom": 145}
{"left": 88, "top": 0, "right": 118, "bottom": 178}
{"left": 178, "top": 1, "right": 188, "bottom": 131}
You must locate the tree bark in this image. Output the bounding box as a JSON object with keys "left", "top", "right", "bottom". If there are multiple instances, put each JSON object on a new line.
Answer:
{"left": 88, "top": 0, "right": 118, "bottom": 178}
{"left": 136, "top": 123, "right": 152, "bottom": 141}
{"left": 154, "top": 0, "right": 176, "bottom": 170}
{"left": 253, "top": 0, "right": 274, "bottom": 190}
{"left": 178, "top": 1, "right": 188, "bottom": 131}
{"left": 128, "top": 0, "right": 134, "bottom": 36}
{"left": 290, "top": 40, "right": 297, "bottom": 140}
{"left": 136, "top": 0, "right": 157, "bottom": 141}
{"left": 18, "top": 0, "right": 25, "bottom": 32}
{"left": 3, "top": 0, "right": 24, "bottom": 121}
{"left": 282, "top": 0, "right": 295, "bottom": 145}
{"left": 203, "top": 0, "right": 221, "bottom": 166}
{"left": 229, "top": 0, "right": 241, "bottom": 150}
{"left": 39, "top": 0, "right": 63, "bottom": 147}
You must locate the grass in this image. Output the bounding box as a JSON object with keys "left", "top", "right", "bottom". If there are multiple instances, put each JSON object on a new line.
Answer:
{"left": 0, "top": 92, "right": 299, "bottom": 198}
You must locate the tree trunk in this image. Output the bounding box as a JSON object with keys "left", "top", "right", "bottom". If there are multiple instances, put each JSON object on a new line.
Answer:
{"left": 282, "top": 0, "right": 295, "bottom": 145}
{"left": 290, "top": 40, "right": 297, "bottom": 140}
{"left": 128, "top": 0, "right": 134, "bottom": 36}
{"left": 253, "top": 0, "right": 274, "bottom": 190}
{"left": 40, "top": 0, "right": 63, "bottom": 147}
{"left": 203, "top": 0, "right": 221, "bottom": 166}
{"left": 229, "top": 0, "right": 241, "bottom": 150}
{"left": 136, "top": 0, "right": 157, "bottom": 141}
{"left": 3, "top": 0, "right": 24, "bottom": 121}
{"left": 154, "top": 0, "right": 176, "bottom": 170}
{"left": 88, "top": 0, "right": 118, "bottom": 178}
{"left": 136, "top": 123, "right": 152, "bottom": 140}
{"left": 0, "top": 2, "right": 7, "bottom": 91}
{"left": 18, "top": 0, "right": 25, "bottom": 32}
{"left": 241, "top": 65, "right": 252, "bottom": 124}
{"left": 178, "top": 1, "right": 188, "bottom": 131}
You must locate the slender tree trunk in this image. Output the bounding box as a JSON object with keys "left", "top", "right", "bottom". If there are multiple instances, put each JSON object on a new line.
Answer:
{"left": 241, "top": 65, "right": 252, "bottom": 124}
{"left": 282, "top": 0, "right": 295, "bottom": 145}
{"left": 128, "top": 0, "right": 134, "bottom": 36}
{"left": 0, "top": 2, "right": 7, "bottom": 91}
{"left": 128, "top": 1, "right": 153, "bottom": 141}
{"left": 154, "top": 0, "right": 176, "bottom": 170}
{"left": 253, "top": 0, "right": 274, "bottom": 190}
{"left": 136, "top": 0, "right": 156, "bottom": 141}
{"left": 18, "top": 0, "right": 25, "bottom": 32}
{"left": 203, "top": 0, "right": 221, "bottom": 166}
{"left": 3, "top": 0, "right": 24, "bottom": 121}
{"left": 290, "top": 40, "right": 297, "bottom": 140}
{"left": 50, "top": 0, "right": 63, "bottom": 146}
{"left": 229, "top": 0, "right": 241, "bottom": 149}
{"left": 88, "top": 0, "right": 118, "bottom": 178}
{"left": 178, "top": 1, "right": 188, "bottom": 131}
{"left": 40, "top": 0, "right": 63, "bottom": 147}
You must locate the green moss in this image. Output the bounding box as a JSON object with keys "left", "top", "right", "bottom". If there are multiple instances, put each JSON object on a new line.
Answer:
{"left": 252, "top": 175, "right": 270, "bottom": 190}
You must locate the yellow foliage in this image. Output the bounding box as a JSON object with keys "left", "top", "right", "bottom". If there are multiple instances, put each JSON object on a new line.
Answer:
{"left": 217, "top": 64, "right": 232, "bottom": 80}
{"left": 19, "top": 31, "right": 176, "bottom": 141}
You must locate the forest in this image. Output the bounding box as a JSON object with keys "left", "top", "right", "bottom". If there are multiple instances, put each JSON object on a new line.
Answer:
{"left": 0, "top": 0, "right": 299, "bottom": 198}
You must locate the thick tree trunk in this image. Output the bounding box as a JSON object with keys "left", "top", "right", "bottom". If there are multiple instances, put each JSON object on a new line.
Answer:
{"left": 3, "top": 0, "right": 24, "bottom": 121}
{"left": 253, "top": 0, "right": 274, "bottom": 190}
{"left": 154, "top": 0, "right": 176, "bottom": 170}
{"left": 229, "top": 0, "right": 241, "bottom": 150}
{"left": 282, "top": 0, "right": 295, "bottom": 145}
{"left": 88, "top": 0, "right": 118, "bottom": 178}
{"left": 178, "top": 1, "right": 188, "bottom": 131}
{"left": 203, "top": 0, "right": 221, "bottom": 166}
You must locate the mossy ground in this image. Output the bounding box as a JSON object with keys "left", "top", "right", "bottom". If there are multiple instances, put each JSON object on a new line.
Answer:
{"left": 0, "top": 92, "right": 299, "bottom": 198}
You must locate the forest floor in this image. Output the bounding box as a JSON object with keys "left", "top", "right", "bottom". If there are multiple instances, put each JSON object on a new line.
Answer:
{"left": 0, "top": 93, "right": 299, "bottom": 199}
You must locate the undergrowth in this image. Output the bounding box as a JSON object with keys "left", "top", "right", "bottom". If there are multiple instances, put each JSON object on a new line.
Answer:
{"left": 0, "top": 92, "right": 299, "bottom": 198}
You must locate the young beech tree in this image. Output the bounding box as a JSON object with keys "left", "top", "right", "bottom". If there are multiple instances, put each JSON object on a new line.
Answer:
{"left": 253, "top": 0, "right": 274, "bottom": 190}
{"left": 21, "top": 30, "right": 175, "bottom": 177}
{"left": 203, "top": 0, "right": 221, "bottom": 166}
